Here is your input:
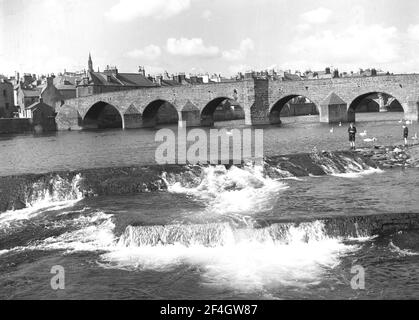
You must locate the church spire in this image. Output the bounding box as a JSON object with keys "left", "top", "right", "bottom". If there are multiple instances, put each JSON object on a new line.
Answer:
{"left": 88, "top": 52, "right": 94, "bottom": 72}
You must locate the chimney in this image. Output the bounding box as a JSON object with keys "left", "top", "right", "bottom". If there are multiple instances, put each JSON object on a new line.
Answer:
{"left": 46, "top": 76, "right": 53, "bottom": 86}
{"left": 333, "top": 69, "right": 339, "bottom": 78}
{"left": 179, "top": 74, "right": 186, "bottom": 83}
{"left": 244, "top": 71, "right": 253, "bottom": 79}
{"left": 190, "top": 76, "right": 198, "bottom": 84}
{"left": 325, "top": 67, "right": 331, "bottom": 74}
{"left": 138, "top": 66, "right": 145, "bottom": 76}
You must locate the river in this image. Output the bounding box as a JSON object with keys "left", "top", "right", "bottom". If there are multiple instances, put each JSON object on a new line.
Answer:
{"left": 0, "top": 112, "right": 418, "bottom": 300}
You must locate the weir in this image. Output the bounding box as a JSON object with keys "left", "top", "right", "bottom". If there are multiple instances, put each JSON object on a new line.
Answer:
{"left": 117, "top": 212, "right": 419, "bottom": 249}
{"left": 0, "top": 150, "right": 380, "bottom": 213}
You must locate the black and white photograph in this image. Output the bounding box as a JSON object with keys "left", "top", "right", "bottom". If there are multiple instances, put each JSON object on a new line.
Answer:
{"left": 0, "top": 0, "right": 419, "bottom": 306}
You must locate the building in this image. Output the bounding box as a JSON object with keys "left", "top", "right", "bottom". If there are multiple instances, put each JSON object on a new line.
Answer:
{"left": 0, "top": 77, "right": 15, "bottom": 118}
{"left": 76, "top": 55, "right": 157, "bottom": 97}
{"left": 16, "top": 76, "right": 63, "bottom": 118}
{"left": 303, "top": 68, "right": 335, "bottom": 80}
{"left": 53, "top": 70, "right": 86, "bottom": 100}
{"left": 26, "top": 98, "right": 56, "bottom": 131}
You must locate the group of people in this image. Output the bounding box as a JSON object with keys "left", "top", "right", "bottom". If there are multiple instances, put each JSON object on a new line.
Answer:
{"left": 347, "top": 122, "right": 410, "bottom": 150}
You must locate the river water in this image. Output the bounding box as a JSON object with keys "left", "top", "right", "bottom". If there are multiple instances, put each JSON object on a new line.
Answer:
{"left": 0, "top": 113, "right": 418, "bottom": 300}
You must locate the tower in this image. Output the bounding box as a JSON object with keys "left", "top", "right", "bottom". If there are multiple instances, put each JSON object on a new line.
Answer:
{"left": 88, "top": 53, "right": 94, "bottom": 73}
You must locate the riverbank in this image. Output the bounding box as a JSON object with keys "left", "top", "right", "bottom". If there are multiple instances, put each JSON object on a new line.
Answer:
{"left": 356, "top": 142, "right": 419, "bottom": 168}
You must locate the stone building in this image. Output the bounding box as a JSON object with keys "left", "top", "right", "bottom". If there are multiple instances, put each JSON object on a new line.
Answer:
{"left": 26, "top": 98, "right": 57, "bottom": 132}
{"left": 76, "top": 55, "right": 157, "bottom": 97}
{"left": 0, "top": 77, "right": 15, "bottom": 118}
{"left": 16, "top": 76, "right": 63, "bottom": 118}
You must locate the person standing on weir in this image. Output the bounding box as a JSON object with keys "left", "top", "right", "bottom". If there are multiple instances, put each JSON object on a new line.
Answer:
{"left": 403, "top": 125, "right": 409, "bottom": 146}
{"left": 348, "top": 123, "right": 357, "bottom": 150}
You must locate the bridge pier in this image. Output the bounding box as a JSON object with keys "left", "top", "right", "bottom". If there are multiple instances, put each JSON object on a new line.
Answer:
{"left": 269, "top": 110, "right": 282, "bottom": 125}
{"left": 405, "top": 97, "right": 419, "bottom": 121}
{"left": 319, "top": 92, "right": 354, "bottom": 124}
{"left": 179, "top": 101, "right": 201, "bottom": 127}
{"left": 56, "top": 105, "right": 82, "bottom": 130}
{"left": 123, "top": 114, "right": 143, "bottom": 129}
{"left": 250, "top": 114, "right": 271, "bottom": 125}
{"left": 200, "top": 115, "right": 214, "bottom": 127}
{"left": 123, "top": 105, "right": 143, "bottom": 129}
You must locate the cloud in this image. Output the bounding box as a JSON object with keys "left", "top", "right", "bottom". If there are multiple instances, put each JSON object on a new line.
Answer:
{"left": 126, "top": 45, "right": 162, "bottom": 60}
{"left": 143, "top": 65, "right": 166, "bottom": 75}
{"left": 222, "top": 38, "right": 255, "bottom": 61}
{"left": 300, "top": 7, "right": 332, "bottom": 25}
{"left": 288, "top": 23, "right": 400, "bottom": 70}
{"left": 296, "top": 23, "right": 311, "bottom": 33}
{"left": 407, "top": 24, "right": 419, "bottom": 41}
{"left": 202, "top": 9, "right": 212, "bottom": 21}
{"left": 105, "top": 0, "right": 191, "bottom": 21}
{"left": 166, "top": 37, "right": 220, "bottom": 57}
{"left": 228, "top": 64, "right": 252, "bottom": 75}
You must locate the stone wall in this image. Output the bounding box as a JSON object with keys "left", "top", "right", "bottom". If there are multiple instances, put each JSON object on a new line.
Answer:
{"left": 280, "top": 103, "right": 318, "bottom": 117}
{"left": 0, "top": 80, "right": 15, "bottom": 118}
{"left": 60, "top": 75, "right": 419, "bottom": 129}
{"left": 0, "top": 118, "right": 32, "bottom": 134}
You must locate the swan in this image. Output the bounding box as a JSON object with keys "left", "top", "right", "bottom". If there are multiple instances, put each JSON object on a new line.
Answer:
{"left": 359, "top": 130, "right": 367, "bottom": 137}
{"left": 398, "top": 119, "right": 403, "bottom": 124}
{"left": 406, "top": 120, "right": 413, "bottom": 125}
{"left": 412, "top": 133, "right": 418, "bottom": 140}
{"left": 339, "top": 122, "right": 342, "bottom": 127}
{"left": 330, "top": 127, "right": 334, "bottom": 133}
{"left": 364, "top": 137, "right": 377, "bottom": 142}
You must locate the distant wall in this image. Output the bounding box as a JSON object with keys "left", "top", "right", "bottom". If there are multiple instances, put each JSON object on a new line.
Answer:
{"left": 0, "top": 118, "right": 32, "bottom": 134}
{"left": 280, "top": 103, "right": 319, "bottom": 117}
{"left": 0, "top": 113, "right": 57, "bottom": 134}
{"left": 213, "top": 108, "right": 245, "bottom": 121}
{"left": 156, "top": 102, "right": 179, "bottom": 124}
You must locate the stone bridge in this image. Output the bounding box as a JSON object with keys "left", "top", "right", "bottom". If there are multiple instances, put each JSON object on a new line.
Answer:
{"left": 56, "top": 74, "right": 419, "bottom": 130}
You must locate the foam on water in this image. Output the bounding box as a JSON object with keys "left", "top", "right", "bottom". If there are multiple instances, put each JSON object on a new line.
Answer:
{"left": 100, "top": 221, "right": 360, "bottom": 291}
{"left": 25, "top": 174, "right": 84, "bottom": 208}
{"left": 29, "top": 211, "right": 116, "bottom": 253}
{"left": 319, "top": 156, "right": 383, "bottom": 178}
{"left": 164, "top": 164, "right": 289, "bottom": 215}
{"left": 389, "top": 241, "right": 419, "bottom": 257}
{"left": 3, "top": 215, "right": 361, "bottom": 292}
{"left": 0, "top": 174, "right": 84, "bottom": 230}
{"left": 331, "top": 167, "right": 383, "bottom": 178}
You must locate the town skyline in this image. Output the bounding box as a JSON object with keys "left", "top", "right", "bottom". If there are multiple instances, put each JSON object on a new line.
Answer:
{"left": 1, "top": 0, "right": 419, "bottom": 77}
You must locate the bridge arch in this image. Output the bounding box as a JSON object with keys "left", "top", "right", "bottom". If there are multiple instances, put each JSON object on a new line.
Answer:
{"left": 201, "top": 97, "right": 245, "bottom": 127}
{"left": 269, "top": 95, "right": 319, "bottom": 125}
{"left": 82, "top": 101, "right": 124, "bottom": 129}
{"left": 348, "top": 92, "right": 405, "bottom": 121}
{"left": 142, "top": 99, "right": 179, "bottom": 128}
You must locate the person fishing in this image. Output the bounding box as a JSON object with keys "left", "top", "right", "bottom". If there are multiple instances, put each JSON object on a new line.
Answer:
{"left": 403, "top": 125, "right": 409, "bottom": 146}
{"left": 348, "top": 123, "right": 357, "bottom": 150}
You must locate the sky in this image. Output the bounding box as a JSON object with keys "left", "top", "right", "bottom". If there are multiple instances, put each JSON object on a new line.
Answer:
{"left": 1, "top": 0, "right": 419, "bottom": 77}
